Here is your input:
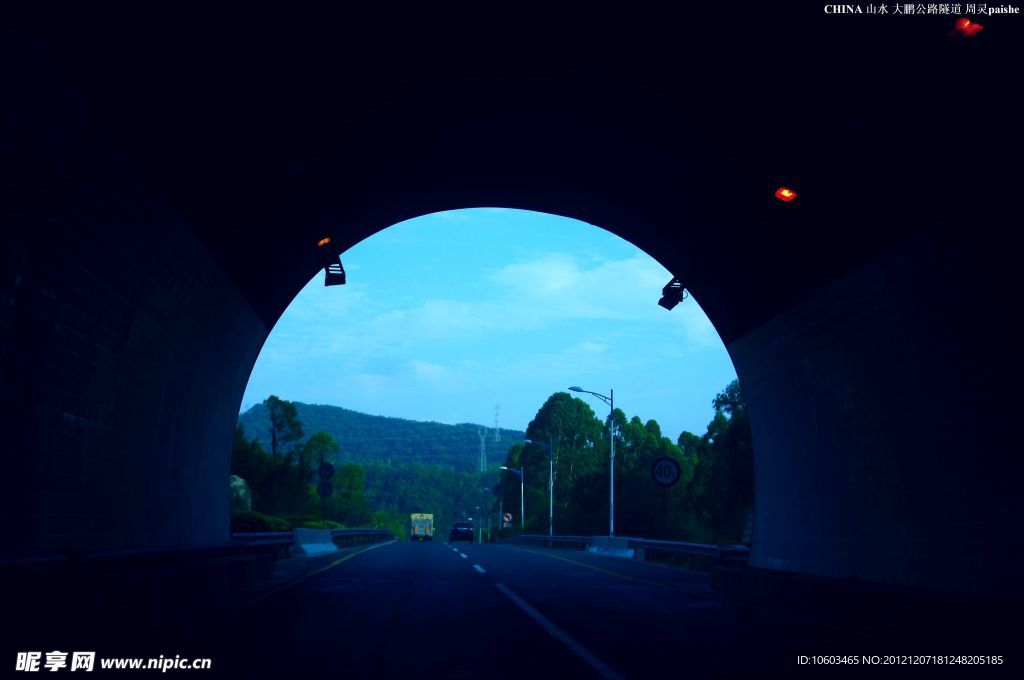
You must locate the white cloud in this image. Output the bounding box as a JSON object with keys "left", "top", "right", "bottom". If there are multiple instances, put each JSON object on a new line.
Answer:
{"left": 243, "top": 216, "right": 736, "bottom": 436}
{"left": 409, "top": 359, "right": 450, "bottom": 381}
{"left": 486, "top": 252, "right": 721, "bottom": 345}
{"left": 352, "top": 372, "right": 396, "bottom": 395}
{"left": 256, "top": 251, "right": 722, "bottom": 378}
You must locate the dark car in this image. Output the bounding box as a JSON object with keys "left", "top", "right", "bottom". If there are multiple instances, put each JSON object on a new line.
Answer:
{"left": 449, "top": 521, "right": 474, "bottom": 543}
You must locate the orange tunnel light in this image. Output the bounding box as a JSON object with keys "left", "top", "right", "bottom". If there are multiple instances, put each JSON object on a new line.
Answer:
{"left": 317, "top": 236, "right": 332, "bottom": 247}
{"left": 774, "top": 187, "right": 797, "bottom": 202}
{"left": 953, "top": 17, "right": 983, "bottom": 38}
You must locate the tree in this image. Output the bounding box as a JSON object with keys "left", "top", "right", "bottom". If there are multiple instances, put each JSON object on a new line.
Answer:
{"left": 712, "top": 379, "right": 746, "bottom": 420}
{"left": 265, "top": 395, "right": 304, "bottom": 457}
{"left": 232, "top": 424, "right": 272, "bottom": 508}
{"left": 490, "top": 382, "right": 751, "bottom": 543}
{"left": 681, "top": 379, "right": 754, "bottom": 543}
{"left": 518, "top": 392, "right": 607, "bottom": 534}
{"left": 327, "top": 463, "right": 371, "bottom": 526}
{"left": 231, "top": 421, "right": 314, "bottom": 518}
{"left": 302, "top": 431, "right": 340, "bottom": 466}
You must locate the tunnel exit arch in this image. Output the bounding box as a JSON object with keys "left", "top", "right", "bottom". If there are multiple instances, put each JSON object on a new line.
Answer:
{"left": 238, "top": 206, "right": 750, "bottom": 541}
{"left": 2, "top": 10, "right": 1020, "bottom": 600}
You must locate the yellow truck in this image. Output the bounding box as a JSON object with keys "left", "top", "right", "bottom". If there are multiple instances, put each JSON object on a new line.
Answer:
{"left": 410, "top": 513, "right": 434, "bottom": 541}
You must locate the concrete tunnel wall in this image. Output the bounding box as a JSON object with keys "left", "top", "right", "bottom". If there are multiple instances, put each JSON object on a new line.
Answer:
{"left": 2, "top": 11, "right": 1022, "bottom": 598}
{"left": 3, "top": 123, "right": 1020, "bottom": 594}
{"left": 0, "top": 119, "right": 269, "bottom": 552}
{"left": 731, "top": 228, "right": 1018, "bottom": 594}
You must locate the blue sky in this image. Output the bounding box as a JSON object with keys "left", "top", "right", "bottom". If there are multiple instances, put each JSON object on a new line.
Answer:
{"left": 241, "top": 208, "right": 738, "bottom": 440}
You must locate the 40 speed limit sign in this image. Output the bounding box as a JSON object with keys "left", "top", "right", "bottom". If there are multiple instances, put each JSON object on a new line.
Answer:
{"left": 651, "top": 456, "right": 681, "bottom": 487}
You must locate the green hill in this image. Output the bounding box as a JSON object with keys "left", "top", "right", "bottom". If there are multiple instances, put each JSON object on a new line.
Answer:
{"left": 237, "top": 402, "right": 525, "bottom": 472}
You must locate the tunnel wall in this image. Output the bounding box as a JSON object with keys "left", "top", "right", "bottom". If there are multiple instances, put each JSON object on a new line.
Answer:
{"left": 0, "top": 122, "right": 267, "bottom": 556}
{"left": 4, "top": 29, "right": 1020, "bottom": 599}
{"left": 731, "top": 228, "right": 1020, "bottom": 595}
{"left": 4, "top": 131, "right": 1020, "bottom": 594}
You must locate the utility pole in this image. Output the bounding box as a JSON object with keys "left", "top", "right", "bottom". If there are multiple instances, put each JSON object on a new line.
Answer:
{"left": 568, "top": 386, "right": 616, "bottom": 536}
{"left": 548, "top": 440, "right": 554, "bottom": 537}
{"left": 610, "top": 388, "right": 615, "bottom": 537}
{"left": 478, "top": 428, "right": 487, "bottom": 473}
{"left": 520, "top": 471, "right": 524, "bottom": 531}
{"left": 500, "top": 465, "right": 525, "bottom": 532}
{"left": 526, "top": 437, "right": 556, "bottom": 538}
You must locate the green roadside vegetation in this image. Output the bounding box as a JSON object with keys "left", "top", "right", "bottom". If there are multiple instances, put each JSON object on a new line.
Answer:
{"left": 231, "top": 381, "right": 752, "bottom": 545}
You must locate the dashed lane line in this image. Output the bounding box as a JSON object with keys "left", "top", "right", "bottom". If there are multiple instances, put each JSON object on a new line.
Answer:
{"left": 495, "top": 583, "right": 623, "bottom": 680}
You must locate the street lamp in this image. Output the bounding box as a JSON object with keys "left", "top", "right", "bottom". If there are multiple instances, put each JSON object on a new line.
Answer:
{"left": 481, "top": 489, "right": 493, "bottom": 543}
{"left": 569, "top": 385, "right": 616, "bottom": 536}
{"left": 500, "top": 465, "right": 524, "bottom": 531}
{"left": 524, "top": 438, "right": 555, "bottom": 537}
{"left": 466, "top": 514, "right": 482, "bottom": 544}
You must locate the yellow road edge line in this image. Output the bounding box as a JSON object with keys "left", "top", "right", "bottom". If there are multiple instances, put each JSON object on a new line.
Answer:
{"left": 247, "top": 540, "right": 397, "bottom": 605}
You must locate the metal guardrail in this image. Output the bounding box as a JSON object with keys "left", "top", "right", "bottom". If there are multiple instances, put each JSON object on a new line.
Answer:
{"left": 628, "top": 538, "right": 750, "bottom": 564}
{"left": 231, "top": 528, "right": 394, "bottom": 556}
{"left": 502, "top": 535, "right": 594, "bottom": 550}
{"left": 502, "top": 534, "right": 750, "bottom": 564}
{"left": 0, "top": 540, "right": 287, "bottom": 571}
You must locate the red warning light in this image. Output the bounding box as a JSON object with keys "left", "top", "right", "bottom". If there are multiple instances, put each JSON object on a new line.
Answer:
{"left": 774, "top": 187, "right": 797, "bottom": 202}
{"left": 951, "top": 17, "right": 984, "bottom": 38}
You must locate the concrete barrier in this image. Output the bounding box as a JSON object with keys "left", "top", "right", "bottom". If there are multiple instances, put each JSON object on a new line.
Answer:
{"left": 292, "top": 528, "right": 338, "bottom": 556}
{"left": 587, "top": 536, "right": 635, "bottom": 559}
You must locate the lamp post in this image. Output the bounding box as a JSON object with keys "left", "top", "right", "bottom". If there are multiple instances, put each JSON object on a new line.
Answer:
{"left": 500, "top": 465, "right": 524, "bottom": 531}
{"left": 481, "top": 488, "right": 493, "bottom": 543}
{"left": 466, "top": 515, "right": 482, "bottom": 544}
{"left": 525, "top": 438, "right": 555, "bottom": 537}
{"left": 569, "top": 386, "right": 616, "bottom": 536}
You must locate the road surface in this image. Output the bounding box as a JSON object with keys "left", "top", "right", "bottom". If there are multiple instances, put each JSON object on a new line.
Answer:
{"left": 173, "top": 541, "right": 859, "bottom": 678}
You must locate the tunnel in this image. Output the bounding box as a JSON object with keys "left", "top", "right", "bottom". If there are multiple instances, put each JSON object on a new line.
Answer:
{"left": 2, "top": 6, "right": 1022, "bottom": 676}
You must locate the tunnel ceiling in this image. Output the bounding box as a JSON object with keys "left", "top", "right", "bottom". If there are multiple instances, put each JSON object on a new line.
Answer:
{"left": 10, "top": 7, "right": 1018, "bottom": 343}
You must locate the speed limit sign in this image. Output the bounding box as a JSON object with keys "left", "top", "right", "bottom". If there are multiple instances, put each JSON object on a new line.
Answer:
{"left": 651, "top": 456, "right": 681, "bottom": 487}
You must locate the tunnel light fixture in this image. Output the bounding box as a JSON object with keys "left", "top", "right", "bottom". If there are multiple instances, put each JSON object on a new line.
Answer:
{"left": 951, "top": 17, "right": 983, "bottom": 39}
{"left": 324, "top": 262, "right": 347, "bottom": 286}
{"left": 316, "top": 235, "right": 346, "bottom": 286}
{"left": 657, "top": 277, "right": 687, "bottom": 311}
{"left": 774, "top": 186, "right": 797, "bottom": 202}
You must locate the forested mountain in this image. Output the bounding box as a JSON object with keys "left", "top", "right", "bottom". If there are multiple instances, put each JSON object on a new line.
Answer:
{"left": 238, "top": 402, "right": 525, "bottom": 471}
{"left": 232, "top": 383, "right": 752, "bottom": 544}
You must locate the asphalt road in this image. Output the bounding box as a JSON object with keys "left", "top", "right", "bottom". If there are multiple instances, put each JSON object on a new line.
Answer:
{"left": 170, "top": 541, "right": 861, "bottom": 679}
{"left": 9, "top": 541, "right": 1016, "bottom": 677}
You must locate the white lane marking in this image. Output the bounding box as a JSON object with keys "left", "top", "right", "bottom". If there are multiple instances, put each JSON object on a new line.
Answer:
{"left": 494, "top": 583, "right": 624, "bottom": 680}
{"left": 459, "top": 553, "right": 468, "bottom": 559}
{"left": 473, "top": 564, "right": 486, "bottom": 573}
